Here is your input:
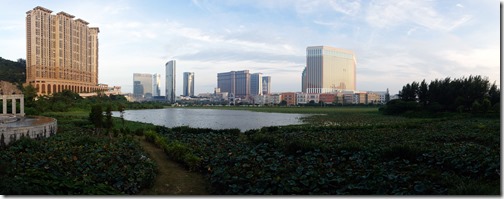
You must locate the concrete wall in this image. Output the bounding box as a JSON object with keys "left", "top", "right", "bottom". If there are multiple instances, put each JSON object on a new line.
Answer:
{"left": 0, "top": 116, "right": 57, "bottom": 145}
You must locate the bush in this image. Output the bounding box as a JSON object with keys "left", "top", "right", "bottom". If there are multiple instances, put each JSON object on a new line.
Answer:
{"left": 471, "top": 101, "right": 481, "bottom": 113}
{"left": 135, "top": 128, "right": 145, "bottom": 136}
{"left": 381, "top": 100, "right": 419, "bottom": 115}
{"left": 183, "top": 153, "right": 202, "bottom": 171}
{"left": 145, "top": 129, "right": 202, "bottom": 171}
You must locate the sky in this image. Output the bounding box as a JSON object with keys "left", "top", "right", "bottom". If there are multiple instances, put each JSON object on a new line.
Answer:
{"left": 0, "top": 0, "right": 500, "bottom": 95}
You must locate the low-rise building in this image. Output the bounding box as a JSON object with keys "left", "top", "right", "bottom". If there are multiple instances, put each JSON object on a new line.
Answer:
{"left": 296, "top": 92, "right": 308, "bottom": 104}
{"left": 266, "top": 93, "right": 282, "bottom": 105}
{"left": 281, "top": 92, "right": 296, "bottom": 106}
{"left": 306, "top": 93, "right": 320, "bottom": 103}
{"left": 354, "top": 92, "right": 367, "bottom": 104}
{"left": 319, "top": 93, "right": 336, "bottom": 104}
{"left": 366, "top": 92, "right": 382, "bottom": 104}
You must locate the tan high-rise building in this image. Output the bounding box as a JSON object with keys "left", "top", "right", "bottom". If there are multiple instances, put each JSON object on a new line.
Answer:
{"left": 26, "top": 6, "right": 104, "bottom": 95}
{"left": 305, "top": 46, "right": 356, "bottom": 93}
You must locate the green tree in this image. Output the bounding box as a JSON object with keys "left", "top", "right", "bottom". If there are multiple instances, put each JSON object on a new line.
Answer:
{"left": 399, "top": 82, "right": 418, "bottom": 101}
{"left": 89, "top": 105, "right": 103, "bottom": 133}
{"left": 471, "top": 100, "right": 481, "bottom": 114}
{"left": 417, "top": 80, "right": 429, "bottom": 106}
{"left": 279, "top": 100, "right": 287, "bottom": 106}
{"left": 388, "top": 75, "right": 496, "bottom": 114}
{"left": 385, "top": 88, "right": 390, "bottom": 103}
{"left": 118, "top": 103, "right": 125, "bottom": 127}
{"left": 22, "top": 84, "right": 38, "bottom": 114}
{"left": 481, "top": 98, "right": 491, "bottom": 113}
{"left": 488, "top": 82, "right": 500, "bottom": 107}
{"left": 104, "top": 104, "right": 114, "bottom": 133}
{"left": 0, "top": 57, "right": 26, "bottom": 85}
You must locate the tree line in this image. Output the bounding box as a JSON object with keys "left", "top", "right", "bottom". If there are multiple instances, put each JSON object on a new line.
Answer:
{"left": 381, "top": 75, "right": 500, "bottom": 115}
{"left": 0, "top": 57, "right": 25, "bottom": 87}
{"left": 21, "top": 84, "right": 166, "bottom": 115}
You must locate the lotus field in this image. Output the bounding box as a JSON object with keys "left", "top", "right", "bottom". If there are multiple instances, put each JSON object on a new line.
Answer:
{"left": 0, "top": 107, "right": 500, "bottom": 195}
{"left": 149, "top": 107, "right": 500, "bottom": 195}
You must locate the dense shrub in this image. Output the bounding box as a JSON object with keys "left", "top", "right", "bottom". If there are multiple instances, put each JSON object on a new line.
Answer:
{"left": 380, "top": 99, "right": 419, "bottom": 115}
{"left": 0, "top": 132, "right": 157, "bottom": 194}
{"left": 144, "top": 129, "right": 202, "bottom": 171}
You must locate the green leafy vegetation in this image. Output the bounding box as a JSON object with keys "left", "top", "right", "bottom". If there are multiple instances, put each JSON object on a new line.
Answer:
{"left": 0, "top": 88, "right": 163, "bottom": 194}
{"left": 146, "top": 107, "right": 499, "bottom": 195}
{"left": 0, "top": 126, "right": 157, "bottom": 194}
{"left": 21, "top": 88, "right": 166, "bottom": 116}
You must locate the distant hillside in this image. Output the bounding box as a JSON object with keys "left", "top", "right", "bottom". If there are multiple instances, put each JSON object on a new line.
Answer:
{"left": 0, "top": 57, "right": 26, "bottom": 86}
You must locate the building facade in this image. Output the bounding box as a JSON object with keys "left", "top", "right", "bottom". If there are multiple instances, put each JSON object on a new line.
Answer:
{"left": 301, "top": 67, "right": 307, "bottom": 93}
{"left": 281, "top": 92, "right": 296, "bottom": 106}
{"left": 183, "top": 72, "right": 195, "bottom": 97}
{"left": 305, "top": 46, "right": 356, "bottom": 93}
{"left": 296, "top": 92, "right": 308, "bottom": 104}
{"left": 165, "top": 60, "right": 176, "bottom": 103}
{"left": 26, "top": 6, "right": 105, "bottom": 95}
{"left": 217, "top": 70, "right": 250, "bottom": 99}
{"left": 319, "top": 93, "right": 336, "bottom": 104}
{"left": 262, "top": 76, "right": 271, "bottom": 95}
{"left": 152, "top": 73, "right": 161, "bottom": 97}
{"left": 133, "top": 73, "right": 153, "bottom": 99}
{"left": 217, "top": 71, "right": 235, "bottom": 98}
{"left": 250, "top": 73, "right": 263, "bottom": 96}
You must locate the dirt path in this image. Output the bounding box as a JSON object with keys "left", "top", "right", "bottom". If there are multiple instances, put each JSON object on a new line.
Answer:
{"left": 137, "top": 137, "right": 210, "bottom": 195}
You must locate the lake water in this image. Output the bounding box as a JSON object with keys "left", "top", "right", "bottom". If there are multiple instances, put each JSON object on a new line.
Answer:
{"left": 112, "top": 108, "right": 309, "bottom": 132}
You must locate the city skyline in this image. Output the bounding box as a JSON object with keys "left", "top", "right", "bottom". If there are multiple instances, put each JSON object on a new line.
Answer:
{"left": 0, "top": 1, "right": 499, "bottom": 95}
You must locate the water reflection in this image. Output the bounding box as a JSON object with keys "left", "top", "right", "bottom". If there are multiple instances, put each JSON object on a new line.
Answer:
{"left": 112, "top": 108, "right": 309, "bottom": 132}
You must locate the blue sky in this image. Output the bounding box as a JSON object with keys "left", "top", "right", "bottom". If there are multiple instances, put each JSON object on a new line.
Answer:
{"left": 0, "top": 0, "right": 500, "bottom": 95}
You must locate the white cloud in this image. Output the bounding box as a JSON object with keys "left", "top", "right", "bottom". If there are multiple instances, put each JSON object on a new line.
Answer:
{"left": 441, "top": 47, "right": 499, "bottom": 69}
{"left": 406, "top": 27, "right": 417, "bottom": 35}
{"left": 328, "top": 0, "right": 361, "bottom": 16}
{"left": 103, "top": 5, "right": 130, "bottom": 14}
{"left": 365, "top": 0, "right": 472, "bottom": 32}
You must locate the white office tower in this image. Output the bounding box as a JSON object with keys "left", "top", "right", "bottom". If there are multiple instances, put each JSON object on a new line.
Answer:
{"left": 305, "top": 46, "right": 356, "bottom": 93}
{"left": 250, "top": 73, "right": 263, "bottom": 96}
{"left": 183, "top": 72, "right": 195, "bottom": 97}
{"left": 165, "top": 60, "right": 176, "bottom": 103}
{"left": 152, "top": 73, "right": 161, "bottom": 97}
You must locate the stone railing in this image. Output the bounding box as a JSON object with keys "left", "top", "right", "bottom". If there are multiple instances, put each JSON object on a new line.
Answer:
{"left": 0, "top": 116, "right": 57, "bottom": 145}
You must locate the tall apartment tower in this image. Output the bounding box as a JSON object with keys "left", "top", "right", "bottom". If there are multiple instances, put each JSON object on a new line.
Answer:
{"left": 152, "top": 73, "right": 161, "bottom": 97}
{"left": 165, "top": 60, "right": 176, "bottom": 103}
{"left": 305, "top": 46, "right": 356, "bottom": 93}
{"left": 133, "top": 73, "right": 153, "bottom": 99}
{"left": 183, "top": 72, "right": 195, "bottom": 97}
{"left": 250, "top": 73, "right": 263, "bottom": 96}
{"left": 217, "top": 70, "right": 250, "bottom": 98}
{"left": 262, "top": 76, "right": 271, "bottom": 95}
{"left": 26, "top": 6, "right": 103, "bottom": 95}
